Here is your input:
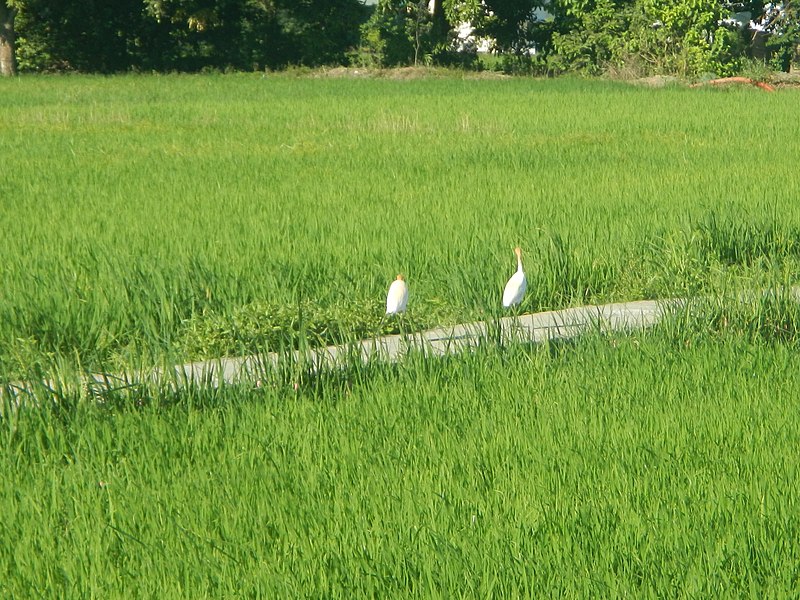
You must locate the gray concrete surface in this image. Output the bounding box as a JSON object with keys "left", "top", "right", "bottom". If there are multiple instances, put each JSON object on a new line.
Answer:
{"left": 2, "top": 297, "right": 683, "bottom": 404}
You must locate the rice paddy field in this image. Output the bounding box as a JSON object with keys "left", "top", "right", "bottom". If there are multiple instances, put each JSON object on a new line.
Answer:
{"left": 2, "top": 73, "right": 800, "bottom": 596}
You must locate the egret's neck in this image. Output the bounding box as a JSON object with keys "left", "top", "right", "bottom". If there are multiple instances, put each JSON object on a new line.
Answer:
{"left": 516, "top": 254, "right": 524, "bottom": 273}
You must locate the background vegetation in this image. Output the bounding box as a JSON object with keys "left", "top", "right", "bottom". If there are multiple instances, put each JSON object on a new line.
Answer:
{"left": 1, "top": 0, "right": 799, "bottom": 76}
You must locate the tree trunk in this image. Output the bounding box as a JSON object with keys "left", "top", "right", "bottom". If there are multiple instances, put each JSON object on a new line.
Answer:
{"left": 0, "top": 2, "right": 18, "bottom": 76}
{"left": 429, "top": 0, "right": 449, "bottom": 47}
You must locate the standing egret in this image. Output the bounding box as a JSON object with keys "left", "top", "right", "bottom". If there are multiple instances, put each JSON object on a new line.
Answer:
{"left": 502, "top": 247, "right": 527, "bottom": 308}
{"left": 386, "top": 274, "right": 409, "bottom": 314}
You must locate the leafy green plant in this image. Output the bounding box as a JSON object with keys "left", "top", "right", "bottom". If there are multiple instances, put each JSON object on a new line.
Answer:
{"left": 359, "top": 0, "right": 422, "bottom": 67}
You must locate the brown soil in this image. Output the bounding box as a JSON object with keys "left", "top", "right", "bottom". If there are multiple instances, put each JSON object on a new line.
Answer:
{"left": 314, "top": 66, "right": 509, "bottom": 80}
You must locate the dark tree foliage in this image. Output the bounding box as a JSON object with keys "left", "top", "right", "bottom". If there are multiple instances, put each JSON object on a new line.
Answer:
{"left": 480, "top": 0, "right": 543, "bottom": 54}
{"left": 275, "top": 0, "right": 367, "bottom": 67}
{"left": 7, "top": 0, "right": 800, "bottom": 74}
{"left": 16, "top": 0, "right": 162, "bottom": 72}
{"left": 359, "top": 0, "right": 450, "bottom": 68}
{"left": 759, "top": 1, "right": 800, "bottom": 71}
{"left": 14, "top": 0, "right": 368, "bottom": 72}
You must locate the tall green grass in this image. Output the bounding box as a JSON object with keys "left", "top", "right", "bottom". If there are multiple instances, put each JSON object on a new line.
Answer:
{"left": 3, "top": 73, "right": 800, "bottom": 596}
{"left": 3, "top": 327, "right": 800, "bottom": 597}
{"left": 1, "top": 74, "right": 800, "bottom": 378}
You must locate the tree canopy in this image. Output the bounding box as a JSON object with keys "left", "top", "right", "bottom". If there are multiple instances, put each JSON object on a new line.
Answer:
{"left": 0, "top": 0, "right": 797, "bottom": 76}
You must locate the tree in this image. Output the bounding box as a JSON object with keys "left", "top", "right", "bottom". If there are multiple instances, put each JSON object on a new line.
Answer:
{"left": 754, "top": 1, "right": 800, "bottom": 71}
{"left": 626, "top": 0, "right": 741, "bottom": 75}
{"left": 480, "top": 0, "right": 546, "bottom": 54}
{"left": 360, "top": 0, "right": 440, "bottom": 67}
{"left": 0, "top": 1, "right": 18, "bottom": 75}
{"left": 15, "top": 0, "right": 165, "bottom": 72}
{"left": 4, "top": 0, "right": 366, "bottom": 73}
{"left": 144, "top": 0, "right": 283, "bottom": 70}
{"left": 546, "top": 0, "right": 744, "bottom": 76}
{"left": 409, "top": 0, "right": 434, "bottom": 64}
{"left": 144, "top": 0, "right": 367, "bottom": 70}
{"left": 3, "top": 0, "right": 790, "bottom": 74}
{"left": 275, "top": 0, "right": 367, "bottom": 67}
{"left": 548, "top": 0, "right": 634, "bottom": 74}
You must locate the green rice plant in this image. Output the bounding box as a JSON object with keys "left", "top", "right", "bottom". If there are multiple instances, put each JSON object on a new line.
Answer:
{"left": 5, "top": 73, "right": 800, "bottom": 598}
{"left": 694, "top": 210, "right": 800, "bottom": 267}
{"left": 3, "top": 330, "right": 800, "bottom": 597}
{"left": 663, "top": 278, "right": 800, "bottom": 346}
{"left": 529, "top": 232, "right": 617, "bottom": 309}
{"left": 0, "top": 74, "right": 799, "bottom": 380}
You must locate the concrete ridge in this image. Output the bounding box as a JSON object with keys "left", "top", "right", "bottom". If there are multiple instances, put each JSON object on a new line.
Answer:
{"left": 3, "top": 297, "right": 683, "bottom": 403}
{"left": 162, "top": 298, "right": 678, "bottom": 385}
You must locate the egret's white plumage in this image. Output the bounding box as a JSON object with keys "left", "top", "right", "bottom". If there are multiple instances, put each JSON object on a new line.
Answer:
{"left": 502, "top": 247, "right": 527, "bottom": 308}
{"left": 386, "top": 274, "right": 409, "bottom": 314}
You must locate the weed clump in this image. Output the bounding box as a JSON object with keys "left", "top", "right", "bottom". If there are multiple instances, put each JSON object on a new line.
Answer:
{"left": 694, "top": 212, "right": 800, "bottom": 267}
{"left": 664, "top": 286, "right": 800, "bottom": 346}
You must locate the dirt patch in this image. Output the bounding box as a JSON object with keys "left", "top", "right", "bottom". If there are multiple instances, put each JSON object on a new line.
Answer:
{"left": 772, "top": 71, "right": 800, "bottom": 88}
{"left": 630, "top": 75, "right": 682, "bottom": 88}
{"left": 317, "top": 66, "right": 376, "bottom": 78}
{"left": 313, "top": 66, "right": 509, "bottom": 80}
{"left": 307, "top": 66, "right": 800, "bottom": 87}
{"left": 629, "top": 73, "right": 800, "bottom": 90}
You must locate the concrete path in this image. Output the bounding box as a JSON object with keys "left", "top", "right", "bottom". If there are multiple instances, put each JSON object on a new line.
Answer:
{"left": 167, "top": 298, "right": 679, "bottom": 386}
{"left": 7, "top": 285, "right": 800, "bottom": 406}
{"left": 3, "top": 297, "right": 682, "bottom": 403}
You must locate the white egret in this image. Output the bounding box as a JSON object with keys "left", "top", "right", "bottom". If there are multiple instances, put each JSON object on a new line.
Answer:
{"left": 386, "top": 274, "right": 409, "bottom": 315}
{"left": 502, "top": 247, "right": 527, "bottom": 308}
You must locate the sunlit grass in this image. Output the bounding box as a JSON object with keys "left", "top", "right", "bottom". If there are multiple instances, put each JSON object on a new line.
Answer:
{"left": 3, "top": 327, "right": 800, "bottom": 597}
{"left": 1, "top": 74, "right": 799, "bottom": 378}
{"left": 2, "top": 73, "right": 800, "bottom": 596}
